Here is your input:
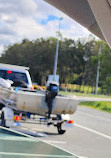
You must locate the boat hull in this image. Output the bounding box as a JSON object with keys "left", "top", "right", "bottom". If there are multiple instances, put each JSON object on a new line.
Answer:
{"left": 0, "top": 86, "right": 78, "bottom": 115}
{"left": 16, "top": 91, "right": 78, "bottom": 115}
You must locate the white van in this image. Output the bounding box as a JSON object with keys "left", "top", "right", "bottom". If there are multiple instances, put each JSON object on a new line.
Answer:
{"left": 0, "top": 63, "right": 33, "bottom": 90}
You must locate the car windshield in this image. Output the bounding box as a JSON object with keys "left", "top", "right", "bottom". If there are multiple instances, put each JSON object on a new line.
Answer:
{"left": 0, "top": 70, "right": 28, "bottom": 83}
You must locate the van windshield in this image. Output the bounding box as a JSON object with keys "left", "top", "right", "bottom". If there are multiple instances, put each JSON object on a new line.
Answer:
{"left": 0, "top": 70, "right": 28, "bottom": 83}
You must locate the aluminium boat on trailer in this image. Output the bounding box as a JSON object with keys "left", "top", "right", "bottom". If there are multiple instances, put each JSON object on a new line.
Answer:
{"left": 0, "top": 79, "right": 79, "bottom": 134}
{"left": 0, "top": 85, "right": 78, "bottom": 115}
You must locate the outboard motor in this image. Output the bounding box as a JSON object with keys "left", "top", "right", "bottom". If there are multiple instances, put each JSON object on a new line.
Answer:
{"left": 45, "top": 81, "right": 59, "bottom": 119}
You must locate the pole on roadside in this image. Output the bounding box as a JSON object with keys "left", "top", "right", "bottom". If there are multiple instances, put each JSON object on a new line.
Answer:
{"left": 53, "top": 17, "right": 63, "bottom": 81}
{"left": 95, "top": 44, "right": 102, "bottom": 94}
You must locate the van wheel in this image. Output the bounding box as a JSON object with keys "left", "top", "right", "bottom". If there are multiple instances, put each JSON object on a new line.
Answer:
{"left": 1, "top": 111, "right": 6, "bottom": 127}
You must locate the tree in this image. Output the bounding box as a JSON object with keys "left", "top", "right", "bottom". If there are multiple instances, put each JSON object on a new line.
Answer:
{"left": 1, "top": 36, "right": 111, "bottom": 95}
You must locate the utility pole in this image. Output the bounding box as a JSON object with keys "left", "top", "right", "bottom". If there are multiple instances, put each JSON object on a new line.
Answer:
{"left": 95, "top": 44, "right": 102, "bottom": 94}
{"left": 53, "top": 17, "right": 63, "bottom": 81}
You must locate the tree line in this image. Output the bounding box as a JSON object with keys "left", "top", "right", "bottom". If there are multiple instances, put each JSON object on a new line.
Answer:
{"left": 0, "top": 36, "right": 111, "bottom": 94}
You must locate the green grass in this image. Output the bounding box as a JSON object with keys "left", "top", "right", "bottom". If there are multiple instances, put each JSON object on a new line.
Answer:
{"left": 59, "top": 91, "right": 111, "bottom": 113}
{"left": 80, "top": 101, "right": 111, "bottom": 113}
{"left": 61, "top": 83, "right": 100, "bottom": 94}
{"left": 59, "top": 91, "right": 111, "bottom": 98}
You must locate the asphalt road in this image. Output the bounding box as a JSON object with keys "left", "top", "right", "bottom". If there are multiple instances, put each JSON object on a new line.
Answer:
{"left": 17, "top": 106, "right": 111, "bottom": 158}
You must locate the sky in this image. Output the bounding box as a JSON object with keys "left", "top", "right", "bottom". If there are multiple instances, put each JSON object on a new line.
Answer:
{"left": 0, "top": 0, "right": 91, "bottom": 55}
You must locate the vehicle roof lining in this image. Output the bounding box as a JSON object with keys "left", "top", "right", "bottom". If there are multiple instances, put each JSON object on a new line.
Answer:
{"left": 45, "top": 0, "right": 95, "bottom": 28}
{"left": 44, "top": 0, "right": 105, "bottom": 41}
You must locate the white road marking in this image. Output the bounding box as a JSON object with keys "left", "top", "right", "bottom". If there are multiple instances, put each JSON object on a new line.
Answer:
{"left": 75, "top": 123, "right": 111, "bottom": 140}
{"left": 43, "top": 140, "right": 66, "bottom": 144}
{"left": 77, "top": 111, "right": 111, "bottom": 122}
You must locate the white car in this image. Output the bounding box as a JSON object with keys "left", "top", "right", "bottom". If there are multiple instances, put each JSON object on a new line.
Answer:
{"left": 0, "top": 63, "right": 34, "bottom": 90}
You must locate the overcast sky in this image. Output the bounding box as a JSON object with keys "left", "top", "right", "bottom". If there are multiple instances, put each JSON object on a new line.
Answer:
{"left": 0, "top": 0, "right": 91, "bottom": 54}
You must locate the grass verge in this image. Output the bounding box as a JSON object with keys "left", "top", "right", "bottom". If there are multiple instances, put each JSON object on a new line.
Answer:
{"left": 59, "top": 91, "right": 111, "bottom": 98}
{"left": 80, "top": 101, "right": 111, "bottom": 113}
{"left": 59, "top": 91, "right": 111, "bottom": 113}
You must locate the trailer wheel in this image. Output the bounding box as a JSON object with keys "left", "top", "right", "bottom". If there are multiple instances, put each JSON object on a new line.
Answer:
{"left": 1, "top": 111, "right": 6, "bottom": 127}
{"left": 57, "top": 123, "right": 66, "bottom": 134}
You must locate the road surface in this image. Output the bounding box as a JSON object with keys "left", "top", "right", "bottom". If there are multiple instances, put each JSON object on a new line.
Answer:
{"left": 16, "top": 106, "right": 111, "bottom": 158}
